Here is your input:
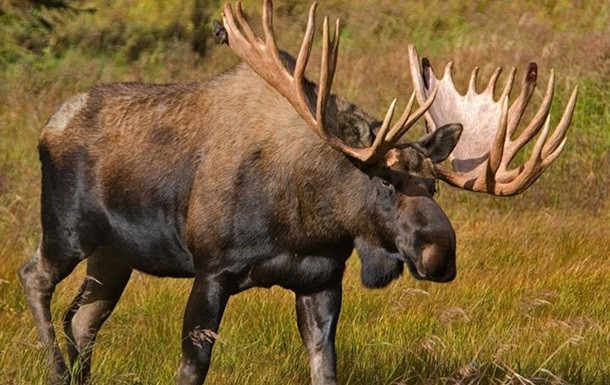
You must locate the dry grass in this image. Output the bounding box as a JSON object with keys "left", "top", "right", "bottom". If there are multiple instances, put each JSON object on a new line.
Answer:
{"left": 1, "top": 1, "right": 609, "bottom": 384}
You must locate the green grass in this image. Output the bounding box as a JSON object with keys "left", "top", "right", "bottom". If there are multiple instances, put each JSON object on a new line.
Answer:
{"left": 1, "top": 1, "right": 609, "bottom": 384}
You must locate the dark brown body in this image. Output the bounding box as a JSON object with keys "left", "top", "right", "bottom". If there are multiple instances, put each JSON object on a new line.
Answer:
{"left": 37, "top": 61, "right": 379, "bottom": 282}
{"left": 20, "top": 60, "right": 459, "bottom": 385}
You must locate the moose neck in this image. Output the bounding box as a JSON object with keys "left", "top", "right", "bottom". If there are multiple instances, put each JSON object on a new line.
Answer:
{"left": 196, "top": 63, "right": 384, "bottom": 253}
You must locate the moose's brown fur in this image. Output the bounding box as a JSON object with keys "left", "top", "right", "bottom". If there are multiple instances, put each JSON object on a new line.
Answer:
{"left": 41, "top": 60, "right": 376, "bottom": 245}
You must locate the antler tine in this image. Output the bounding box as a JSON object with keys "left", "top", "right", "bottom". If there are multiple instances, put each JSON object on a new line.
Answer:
{"left": 513, "top": 135, "right": 568, "bottom": 190}
{"left": 444, "top": 62, "right": 454, "bottom": 79}
{"left": 367, "top": 99, "right": 397, "bottom": 157}
{"left": 498, "top": 96, "right": 571, "bottom": 182}
{"left": 316, "top": 15, "right": 333, "bottom": 136}
{"left": 496, "top": 83, "right": 575, "bottom": 186}
{"left": 542, "top": 86, "right": 578, "bottom": 158}
{"left": 223, "top": 3, "right": 252, "bottom": 50}
{"left": 487, "top": 96, "right": 509, "bottom": 176}
{"left": 500, "top": 115, "right": 551, "bottom": 192}
{"left": 223, "top": 0, "right": 319, "bottom": 130}
{"left": 388, "top": 88, "right": 438, "bottom": 146}
{"left": 486, "top": 112, "right": 567, "bottom": 195}
{"left": 354, "top": 82, "right": 437, "bottom": 162}
{"left": 369, "top": 88, "right": 437, "bottom": 162}
{"left": 407, "top": 45, "right": 432, "bottom": 100}
{"left": 328, "top": 19, "right": 340, "bottom": 85}
{"left": 533, "top": 115, "right": 552, "bottom": 160}
{"left": 485, "top": 67, "right": 502, "bottom": 95}
{"left": 506, "top": 63, "right": 537, "bottom": 139}
{"left": 505, "top": 69, "right": 555, "bottom": 165}
{"left": 541, "top": 137, "right": 567, "bottom": 168}
{"left": 387, "top": 91, "right": 416, "bottom": 142}
{"left": 262, "top": 0, "right": 278, "bottom": 54}
{"left": 235, "top": 2, "right": 260, "bottom": 46}
{"left": 294, "top": 3, "right": 316, "bottom": 82}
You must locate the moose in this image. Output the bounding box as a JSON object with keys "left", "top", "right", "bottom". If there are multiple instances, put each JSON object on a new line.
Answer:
{"left": 19, "top": 1, "right": 577, "bottom": 384}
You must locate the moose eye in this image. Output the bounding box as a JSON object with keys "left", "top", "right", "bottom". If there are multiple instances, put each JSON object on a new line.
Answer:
{"left": 380, "top": 179, "right": 395, "bottom": 194}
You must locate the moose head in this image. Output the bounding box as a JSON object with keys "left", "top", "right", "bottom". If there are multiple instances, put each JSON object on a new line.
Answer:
{"left": 221, "top": 0, "right": 577, "bottom": 286}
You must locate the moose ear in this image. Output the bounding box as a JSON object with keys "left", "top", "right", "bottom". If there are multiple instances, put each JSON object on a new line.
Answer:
{"left": 413, "top": 123, "right": 463, "bottom": 163}
{"left": 337, "top": 111, "right": 374, "bottom": 148}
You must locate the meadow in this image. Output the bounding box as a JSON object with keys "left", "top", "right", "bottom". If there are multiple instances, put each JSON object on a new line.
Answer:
{"left": 0, "top": 0, "right": 608, "bottom": 384}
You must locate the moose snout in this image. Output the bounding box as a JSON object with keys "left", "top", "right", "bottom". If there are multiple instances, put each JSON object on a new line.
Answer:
{"left": 396, "top": 232, "right": 456, "bottom": 282}
{"left": 396, "top": 198, "right": 457, "bottom": 283}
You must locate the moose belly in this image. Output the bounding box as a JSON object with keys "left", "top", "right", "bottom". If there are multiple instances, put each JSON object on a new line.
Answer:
{"left": 246, "top": 248, "right": 350, "bottom": 292}
{"left": 105, "top": 210, "right": 196, "bottom": 278}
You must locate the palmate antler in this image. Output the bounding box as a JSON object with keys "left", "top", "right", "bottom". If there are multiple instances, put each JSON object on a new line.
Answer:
{"left": 221, "top": 0, "right": 437, "bottom": 164}
{"left": 409, "top": 45, "right": 578, "bottom": 196}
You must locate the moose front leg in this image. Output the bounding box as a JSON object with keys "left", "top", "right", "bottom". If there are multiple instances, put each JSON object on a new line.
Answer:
{"left": 295, "top": 285, "right": 342, "bottom": 385}
{"left": 177, "top": 274, "right": 230, "bottom": 385}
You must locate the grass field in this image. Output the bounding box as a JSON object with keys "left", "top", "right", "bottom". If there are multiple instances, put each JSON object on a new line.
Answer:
{"left": 0, "top": 0, "right": 609, "bottom": 384}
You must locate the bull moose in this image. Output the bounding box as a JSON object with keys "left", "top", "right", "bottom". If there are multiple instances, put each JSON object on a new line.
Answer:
{"left": 19, "top": 0, "right": 577, "bottom": 384}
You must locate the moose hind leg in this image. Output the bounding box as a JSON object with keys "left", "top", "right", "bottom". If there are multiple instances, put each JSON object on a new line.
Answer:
{"left": 18, "top": 246, "right": 83, "bottom": 385}
{"left": 63, "top": 248, "right": 132, "bottom": 384}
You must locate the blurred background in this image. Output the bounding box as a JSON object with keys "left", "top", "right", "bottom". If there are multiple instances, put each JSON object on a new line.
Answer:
{"left": 0, "top": 1, "right": 608, "bottom": 384}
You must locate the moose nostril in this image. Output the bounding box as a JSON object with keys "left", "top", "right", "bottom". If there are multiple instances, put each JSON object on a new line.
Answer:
{"left": 421, "top": 243, "right": 442, "bottom": 271}
{"left": 421, "top": 242, "right": 456, "bottom": 282}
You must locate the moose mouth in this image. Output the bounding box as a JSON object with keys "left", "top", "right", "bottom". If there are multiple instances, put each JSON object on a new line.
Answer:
{"left": 394, "top": 249, "right": 427, "bottom": 280}
{"left": 393, "top": 237, "right": 427, "bottom": 280}
{"left": 403, "top": 254, "right": 428, "bottom": 280}
{"left": 400, "top": 252, "right": 455, "bottom": 283}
